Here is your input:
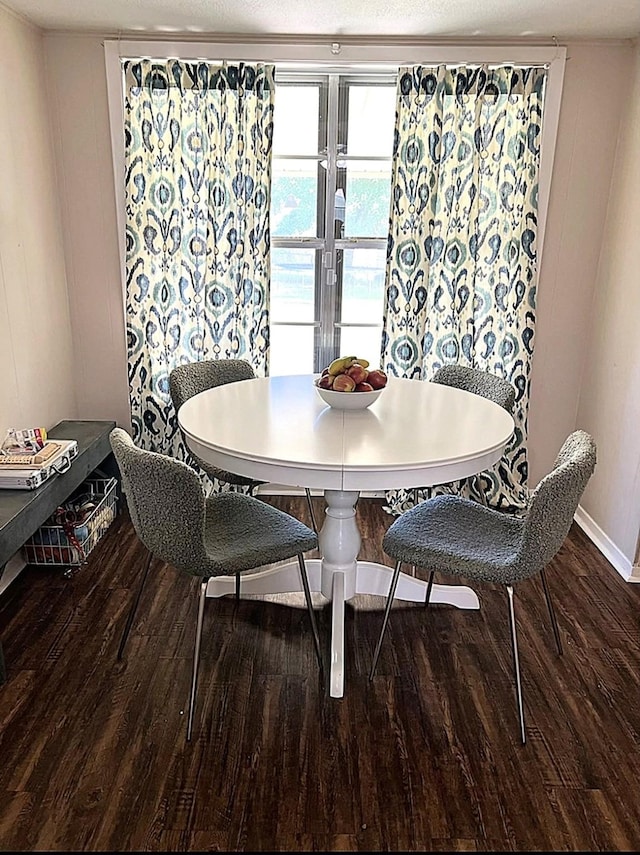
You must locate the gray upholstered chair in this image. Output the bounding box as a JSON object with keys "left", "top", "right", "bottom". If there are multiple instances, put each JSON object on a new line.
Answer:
{"left": 169, "top": 358, "right": 319, "bottom": 534}
{"left": 431, "top": 364, "right": 516, "bottom": 414}
{"left": 406, "top": 363, "right": 517, "bottom": 576}
{"left": 110, "top": 427, "right": 322, "bottom": 741}
{"left": 370, "top": 430, "right": 597, "bottom": 744}
{"left": 427, "top": 366, "right": 516, "bottom": 506}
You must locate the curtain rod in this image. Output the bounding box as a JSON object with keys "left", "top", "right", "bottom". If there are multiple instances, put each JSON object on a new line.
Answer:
{"left": 100, "top": 32, "right": 567, "bottom": 48}
{"left": 119, "top": 58, "right": 554, "bottom": 72}
{"left": 110, "top": 39, "right": 564, "bottom": 64}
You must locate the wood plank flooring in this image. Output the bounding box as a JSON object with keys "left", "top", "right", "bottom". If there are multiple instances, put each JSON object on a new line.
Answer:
{"left": 1, "top": 495, "right": 639, "bottom": 851}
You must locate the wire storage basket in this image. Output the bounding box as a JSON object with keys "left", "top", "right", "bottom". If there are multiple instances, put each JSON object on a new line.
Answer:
{"left": 23, "top": 477, "right": 118, "bottom": 568}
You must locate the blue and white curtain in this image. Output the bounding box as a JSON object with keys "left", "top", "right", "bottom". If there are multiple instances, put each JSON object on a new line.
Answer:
{"left": 382, "top": 64, "right": 547, "bottom": 513}
{"left": 123, "top": 59, "right": 274, "bottom": 458}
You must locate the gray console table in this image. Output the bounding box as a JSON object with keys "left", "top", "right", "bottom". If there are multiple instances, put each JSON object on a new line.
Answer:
{"left": 0, "top": 419, "right": 117, "bottom": 684}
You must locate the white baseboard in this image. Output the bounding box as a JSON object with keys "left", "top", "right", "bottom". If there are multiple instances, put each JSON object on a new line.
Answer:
{"left": 574, "top": 504, "right": 639, "bottom": 583}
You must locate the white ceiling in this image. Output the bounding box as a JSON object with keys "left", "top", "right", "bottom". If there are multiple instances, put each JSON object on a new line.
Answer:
{"left": 2, "top": 0, "right": 640, "bottom": 41}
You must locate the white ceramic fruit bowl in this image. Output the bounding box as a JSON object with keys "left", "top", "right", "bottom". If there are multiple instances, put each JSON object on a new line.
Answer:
{"left": 314, "top": 380, "right": 384, "bottom": 410}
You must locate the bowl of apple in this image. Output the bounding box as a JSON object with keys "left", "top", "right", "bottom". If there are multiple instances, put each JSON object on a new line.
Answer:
{"left": 315, "top": 356, "right": 388, "bottom": 410}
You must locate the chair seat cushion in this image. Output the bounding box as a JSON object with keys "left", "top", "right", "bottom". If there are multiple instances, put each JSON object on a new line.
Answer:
{"left": 203, "top": 492, "right": 317, "bottom": 575}
{"left": 383, "top": 494, "right": 528, "bottom": 585}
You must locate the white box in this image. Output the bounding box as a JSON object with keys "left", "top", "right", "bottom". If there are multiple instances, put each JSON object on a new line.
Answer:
{"left": 0, "top": 440, "right": 79, "bottom": 490}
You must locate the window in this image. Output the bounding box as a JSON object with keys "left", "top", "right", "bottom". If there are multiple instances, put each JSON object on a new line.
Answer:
{"left": 106, "top": 41, "right": 565, "bottom": 380}
{"left": 269, "top": 73, "right": 396, "bottom": 375}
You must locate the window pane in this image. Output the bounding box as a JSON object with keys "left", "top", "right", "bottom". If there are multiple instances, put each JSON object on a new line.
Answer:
{"left": 273, "top": 85, "right": 320, "bottom": 155}
{"left": 270, "top": 325, "right": 316, "bottom": 376}
{"left": 271, "top": 159, "right": 319, "bottom": 237}
{"left": 339, "top": 327, "right": 383, "bottom": 368}
{"left": 269, "top": 74, "right": 395, "bottom": 373}
{"left": 347, "top": 86, "right": 396, "bottom": 156}
{"left": 344, "top": 161, "right": 392, "bottom": 238}
{"left": 340, "top": 248, "right": 386, "bottom": 324}
{"left": 271, "top": 247, "right": 316, "bottom": 323}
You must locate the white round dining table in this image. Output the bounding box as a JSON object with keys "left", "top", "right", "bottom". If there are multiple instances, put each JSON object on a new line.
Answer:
{"left": 178, "top": 374, "right": 515, "bottom": 698}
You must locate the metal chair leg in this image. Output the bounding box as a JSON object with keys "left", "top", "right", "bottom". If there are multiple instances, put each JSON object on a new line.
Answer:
{"left": 410, "top": 491, "right": 420, "bottom": 578}
{"left": 187, "top": 578, "right": 209, "bottom": 742}
{"left": 305, "top": 488, "right": 319, "bottom": 535}
{"left": 424, "top": 570, "right": 435, "bottom": 606}
{"left": 540, "top": 567, "right": 563, "bottom": 656}
{"left": 506, "top": 585, "right": 526, "bottom": 745}
{"left": 117, "top": 549, "right": 153, "bottom": 662}
{"left": 235, "top": 572, "right": 241, "bottom": 601}
{"left": 297, "top": 553, "right": 323, "bottom": 670}
{"left": 369, "top": 559, "right": 403, "bottom": 680}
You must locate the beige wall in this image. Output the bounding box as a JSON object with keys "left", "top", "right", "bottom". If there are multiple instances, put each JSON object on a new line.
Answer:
{"left": 0, "top": 6, "right": 76, "bottom": 439}
{"left": 576, "top": 41, "right": 640, "bottom": 566}
{"left": 45, "top": 35, "right": 130, "bottom": 429}
{"left": 30, "top": 31, "right": 640, "bottom": 567}
{"left": 528, "top": 42, "right": 633, "bottom": 494}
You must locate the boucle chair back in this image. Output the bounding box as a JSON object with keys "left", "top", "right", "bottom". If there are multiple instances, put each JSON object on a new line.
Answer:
{"left": 169, "top": 358, "right": 255, "bottom": 412}
{"left": 110, "top": 427, "right": 208, "bottom": 575}
{"left": 432, "top": 364, "right": 516, "bottom": 414}
{"left": 518, "top": 430, "right": 597, "bottom": 576}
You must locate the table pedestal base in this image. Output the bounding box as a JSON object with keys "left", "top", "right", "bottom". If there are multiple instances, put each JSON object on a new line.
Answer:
{"left": 205, "top": 488, "right": 479, "bottom": 698}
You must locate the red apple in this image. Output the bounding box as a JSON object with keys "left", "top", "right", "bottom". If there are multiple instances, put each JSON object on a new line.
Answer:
{"left": 317, "top": 374, "right": 334, "bottom": 389}
{"left": 346, "top": 362, "right": 369, "bottom": 385}
{"left": 355, "top": 382, "right": 374, "bottom": 392}
{"left": 367, "top": 369, "right": 388, "bottom": 389}
{"left": 332, "top": 373, "right": 356, "bottom": 392}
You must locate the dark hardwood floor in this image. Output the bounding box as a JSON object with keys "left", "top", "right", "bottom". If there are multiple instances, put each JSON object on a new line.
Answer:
{"left": 1, "top": 494, "right": 639, "bottom": 851}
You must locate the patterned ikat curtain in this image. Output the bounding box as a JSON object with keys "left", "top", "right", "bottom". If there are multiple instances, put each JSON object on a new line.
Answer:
{"left": 123, "top": 59, "right": 274, "bottom": 461}
{"left": 382, "top": 64, "right": 547, "bottom": 514}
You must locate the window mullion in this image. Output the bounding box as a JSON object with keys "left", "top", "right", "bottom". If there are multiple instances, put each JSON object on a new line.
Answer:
{"left": 316, "top": 74, "right": 340, "bottom": 370}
